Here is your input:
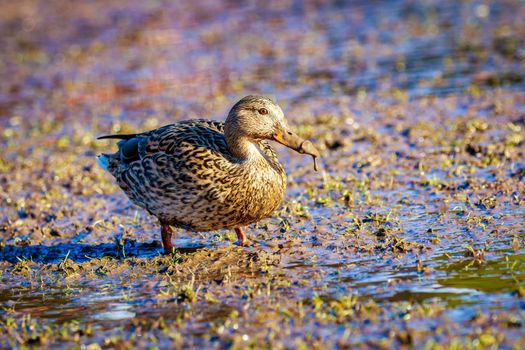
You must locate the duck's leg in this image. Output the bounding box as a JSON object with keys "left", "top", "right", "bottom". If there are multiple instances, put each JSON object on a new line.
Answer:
{"left": 235, "top": 227, "right": 247, "bottom": 246}
{"left": 161, "top": 222, "right": 174, "bottom": 253}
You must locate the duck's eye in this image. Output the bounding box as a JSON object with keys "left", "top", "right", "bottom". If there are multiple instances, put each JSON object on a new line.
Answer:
{"left": 258, "top": 108, "right": 269, "bottom": 115}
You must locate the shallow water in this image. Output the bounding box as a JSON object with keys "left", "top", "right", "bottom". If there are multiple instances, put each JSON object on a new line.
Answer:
{"left": 1, "top": 0, "right": 525, "bottom": 348}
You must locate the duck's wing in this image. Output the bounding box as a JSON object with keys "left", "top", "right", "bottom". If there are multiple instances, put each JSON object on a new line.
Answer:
{"left": 97, "top": 119, "right": 284, "bottom": 229}
{"left": 99, "top": 119, "right": 262, "bottom": 228}
{"left": 98, "top": 120, "right": 228, "bottom": 166}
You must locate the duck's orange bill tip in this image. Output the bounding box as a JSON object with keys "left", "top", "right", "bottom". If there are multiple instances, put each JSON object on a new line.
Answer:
{"left": 273, "top": 129, "right": 320, "bottom": 171}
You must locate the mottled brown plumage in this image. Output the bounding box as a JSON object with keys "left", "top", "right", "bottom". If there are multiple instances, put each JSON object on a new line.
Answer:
{"left": 97, "top": 95, "right": 319, "bottom": 252}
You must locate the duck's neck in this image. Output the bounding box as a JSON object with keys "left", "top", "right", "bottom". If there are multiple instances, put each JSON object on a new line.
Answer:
{"left": 224, "top": 125, "right": 283, "bottom": 175}
{"left": 225, "top": 133, "right": 263, "bottom": 162}
{"left": 226, "top": 134, "right": 285, "bottom": 178}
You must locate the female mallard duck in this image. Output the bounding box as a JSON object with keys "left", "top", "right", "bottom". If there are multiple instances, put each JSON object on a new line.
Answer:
{"left": 97, "top": 95, "right": 319, "bottom": 252}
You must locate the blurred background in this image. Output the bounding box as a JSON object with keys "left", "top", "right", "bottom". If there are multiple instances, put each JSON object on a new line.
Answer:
{"left": 1, "top": 0, "right": 524, "bottom": 127}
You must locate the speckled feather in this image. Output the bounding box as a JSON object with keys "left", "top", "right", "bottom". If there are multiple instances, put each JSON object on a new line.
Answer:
{"left": 101, "top": 119, "right": 286, "bottom": 231}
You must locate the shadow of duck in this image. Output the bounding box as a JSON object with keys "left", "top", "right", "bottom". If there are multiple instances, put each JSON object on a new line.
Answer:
{"left": 0, "top": 239, "right": 208, "bottom": 264}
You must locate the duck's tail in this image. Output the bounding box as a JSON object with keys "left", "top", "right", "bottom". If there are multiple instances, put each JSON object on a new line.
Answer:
{"left": 97, "top": 133, "right": 137, "bottom": 140}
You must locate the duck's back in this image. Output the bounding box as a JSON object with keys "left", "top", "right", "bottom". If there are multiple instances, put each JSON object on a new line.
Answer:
{"left": 99, "top": 119, "right": 286, "bottom": 231}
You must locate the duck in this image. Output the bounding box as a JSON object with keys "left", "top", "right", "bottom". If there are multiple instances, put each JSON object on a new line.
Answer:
{"left": 97, "top": 95, "right": 319, "bottom": 252}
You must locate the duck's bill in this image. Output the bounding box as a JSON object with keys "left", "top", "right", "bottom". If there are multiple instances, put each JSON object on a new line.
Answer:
{"left": 273, "top": 129, "right": 320, "bottom": 171}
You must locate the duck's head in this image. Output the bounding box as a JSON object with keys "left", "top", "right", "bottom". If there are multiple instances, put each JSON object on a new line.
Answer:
{"left": 225, "top": 95, "right": 320, "bottom": 171}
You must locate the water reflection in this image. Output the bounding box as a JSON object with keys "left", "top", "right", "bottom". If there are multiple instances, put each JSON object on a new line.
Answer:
{"left": 93, "top": 303, "right": 136, "bottom": 321}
